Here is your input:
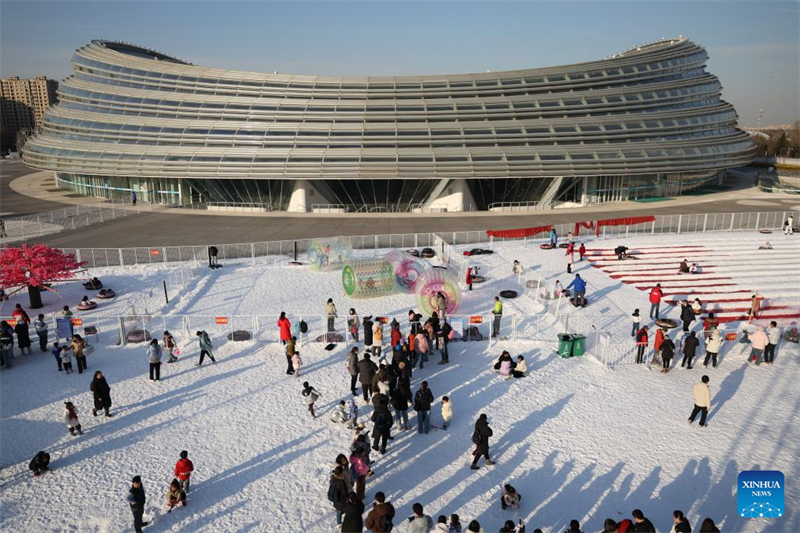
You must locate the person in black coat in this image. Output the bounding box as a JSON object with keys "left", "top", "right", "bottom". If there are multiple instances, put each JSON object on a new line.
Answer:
{"left": 126, "top": 476, "right": 148, "bottom": 532}
{"left": 14, "top": 321, "right": 32, "bottom": 355}
{"left": 681, "top": 332, "right": 700, "bottom": 370}
{"left": 680, "top": 301, "right": 695, "bottom": 332}
{"left": 341, "top": 491, "right": 365, "bottom": 533}
{"left": 661, "top": 336, "right": 676, "bottom": 373}
{"left": 470, "top": 413, "right": 495, "bottom": 470}
{"left": 391, "top": 383, "right": 411, "bottom": 430}
{"left": 370, "top": 401, "right": 392, "bottom": 454}
{"left": 362, "top": 316, "right": 374, "bottom": 347}
{"left": 29, "top": 451, "right": 50, "bottom": 476}
{"left": 90, "top": 370, "right": 113, "bottom": 417}
{"left": 357, "top": 354, "right": 378, "bottom": 402}
{"left": 329, "top": 466, "right": 349, "bottom": 525}
{"left": 631, "top": 509, "right": 656, "bottom": 532}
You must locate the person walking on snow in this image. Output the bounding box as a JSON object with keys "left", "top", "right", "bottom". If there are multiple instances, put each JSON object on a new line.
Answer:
{"left": 470, "top": 413, "right": 495, "bottom": 470}
{"left": 286, "top": 336, "right": 297, "bottom": 375}
{"left": 328, "top": 466, "right": 348, "bottom": 525}
{"left": 147, "top": 339, "right": 162, "bottom": 382}
{"left": 372, "top": 320, "right": 384, "bottom": 360}
{"left": 765, "top": 321, "right": 780, "bottom": 365}
{"left": 631, "top": 309, "right": 641, "bottom": 337}
{"left": 15, "top": 319, "right": 32, "bottom": 355}
{"left": 566, "top": 274, "right": 587, "bottom": 307}
{"left": 302, "top": 381, "right": 321, "bottom": 418}
{"left": 635, "top": 326, "right": 649, "bottom": 364}
{"left": 326, "top": 298, "right": 338, "bottom": 333}
{"left": 549, "top": 228, "right": 558, "bottom": 247}
{"left": 688, "top": 375, "right": 711, "bottom": 427}
{"left": 566, "top": 249, "right": 574, "bottom": 274}
{"left": 195, "top": 330, "right": 216, "bottom": 365}
{"left": 59, "top": 344, "right": 73, "bottom": 373}
{"left": 70, "top": 334, "right": 87, "bottom": 373}
{"left": 748, "top": 326, "right": 769, "bottom": 365}
{"left": 649, "top": 284, "right": 663, "bottom": 319}
{"left": 357, "top": 353, "right": 378, "bottom": 402}
{"left": 34, "top": 314, "right": 48, "bottom": 352}
{"left": 652, "top": 326, "right": 666, "bottom": 366}
{"left": 174, "top": 450, "right": 194, "bottom": 494}
{"left": 704, "top": 330, "right": 722, "bottom": 368}
{"left": 748, "top": 294, "right": 761, "bottom": 321}
{"left": 578, "top": 243, "right": 586, "bottom": 261}
{"left": 414, "top": 381, "right": 434, "bottom": 434}
{"left": 163, "top": 331, "right": 178, "bottom": 363}
{"left": 126, "top": 476, "right": 147, "bottom": 532}
{"left": 680, "top": 331, "right": 700, "bottom": 369}
{"left": 342, "top": 491, "right": 365, "bottom": 533}
{"left": 441, "top": 396, "right": 453, "bottom": 428}
{"left": 436, "top": 292, "right": 448, "bottom": 321}
{"left": 51, "top": 342, "right": 63, "bottom": 371}
{"left": 90, "top": 370, "right": 113, "bottom": 417}
{"left": 63, "top": 401, "right": 83, "bottom": 436}
{"left": 277, "top": 312, "right": 292, "bottom": 345}
{"left": 785, "top": 215, "right": 794, "bottom": 235}
{"left": 492, "top": 297, "right": 503, "bottom": 338}
{"left": 679, "top": 300, "right": 695, "bottom": 332}
{"left": 292, "top": 350, "right": 303, "bottom": 376}
{"left": 466, "top": 267, "right": 473, "bottom": 291}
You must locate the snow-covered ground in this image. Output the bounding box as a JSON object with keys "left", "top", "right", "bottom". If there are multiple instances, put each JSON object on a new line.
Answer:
{"left": 1, "top": 230, "right": 799, "bottom": 532}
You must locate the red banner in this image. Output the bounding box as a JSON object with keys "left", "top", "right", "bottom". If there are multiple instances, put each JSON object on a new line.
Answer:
{"left": 486, "top": 225, "right": 552, "bottom": 239}
{"left": 595, "top": 216, "right": 655, "bottom": 236}
{"left": 574, "top": 221, "right": 595, "bottom": 236}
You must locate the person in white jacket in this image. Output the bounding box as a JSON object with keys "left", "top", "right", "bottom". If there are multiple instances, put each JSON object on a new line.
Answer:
{"left": 64, "top": 401, "right": 83, "bottom": 436}
{"left": 703, "top": 330, "right": 723, "bottom": 368}
{"left": 407, "top": 503, "right": 433, "bottom": 533}
{"left": 748, "top": 326, "right": 769, "bottom": 365}
{"left": 765, "top": 321, "right": 781, "bottom": 365}
{"left": 688, "top": 375, "right": 711, "bottom": 427}
{"left": 785, "top": 215, "right": 794, "bottom": 235}
{"left": 441, "top": 396, "right": 453, "bottom": 428}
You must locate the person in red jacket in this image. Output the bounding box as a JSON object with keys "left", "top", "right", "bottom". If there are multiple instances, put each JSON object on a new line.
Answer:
{"left": 578, "top": 243, "right": 586, "bottom": 261}
{"left": 465, "top": 267, "right": 473, "bottom": 291}
{"left": 653, "top": 326, "right": 666, "bottom": 365}
{"left": 635, "top": 326, "right": 649, "bottom": 364}
{"left": 390, "top": 320, "right": 402, "bottom": 348}
{"left": 174, "top": 450, "right": 194, "bottom": 494}
{"left": 649, "top": 284, "right": 663, "bottom": 319}
{"left": 12, "top": 304, "right": 31, "bottom": 324}
{"left": 277, "top": 312, "right": 291, "bottom": 345}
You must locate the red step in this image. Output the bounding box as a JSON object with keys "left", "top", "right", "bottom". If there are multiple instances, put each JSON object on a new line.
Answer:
{"left": 660, "top": 289, "right": 752, "bottom": 296}
{"left": 715, "top": 313, "right": 800, "bottom": 324}
{"left": 666, "top": 298, "right": 753, "bottom": 305}
{"left": 625, "top": 277, "right": 732, "bottom": 285}
{"left": 609, "top": 272, "right": 716, "bottom": 279}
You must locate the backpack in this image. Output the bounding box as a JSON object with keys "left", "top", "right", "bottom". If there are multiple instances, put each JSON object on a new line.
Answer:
{"left": 471, "top": 429, "right": 481, "bottom": 444}
{"left": 378, "top": 505, "right": 396, "bottom": 532}
{"left": 299, "top": 320, "right": 308, "bottom": 334}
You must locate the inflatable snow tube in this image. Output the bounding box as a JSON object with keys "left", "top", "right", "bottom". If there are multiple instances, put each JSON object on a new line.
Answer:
{"left": 126, "top": 330, "right": 152, "bottom": 343}
{"left": 539, "top": 244, "right": 554, "bottom": 250}
{"left": 394, "top": 258, "right": 425, "bottom": 294}
{"left": 655, "top": 318, "right": 679, "bottom": 329}
{"left": 342, "top": 259, "right": 398, "bottom": 299}
{"left": 77, "top": 301, "right": 97, "bottom": 311}
{"left": 421, "top": 247, "right": 436, "bottom": 258}
{"left": 558, "top": 243, "right": 569, "bottom": 249}
{"left": 315, "top": 333, "right": 345, "bottom": 343}
{"left": 83, "top": 326, "right": 98, "bottom": 336}
{"left": 469, "top": 248, "right": 494, "bottom": 256}
{"left": 471, "top": 275, "right": 487, "bottom": 284}
{"left": 227, "top": 330, "right": 252, "bottom": 341}
{"left": 308, "top": 237, "right": 353, "bottom": 272}
{"left": 759, "top": 229, "right": 773, "bottom": 234}
{"left": 417, "top": 268, "right": 462, "bottom": 315}
{"left": 96, "top": 289, "right": 116, "bottom": 299}
{"left": 499, "top": 290, "right": 518, "bottom": 299}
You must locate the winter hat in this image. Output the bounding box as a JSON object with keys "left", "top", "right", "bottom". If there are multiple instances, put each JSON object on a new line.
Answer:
{"left": 132, "top": 476, "right": 141, "bottom": 484}
{"left": 468, "top": 520, "right": 481, "bottom": 532}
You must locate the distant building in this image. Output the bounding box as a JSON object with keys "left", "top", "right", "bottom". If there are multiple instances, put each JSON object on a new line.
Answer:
{"left": 1, "top": 76, "right": 59, "bottom": 151}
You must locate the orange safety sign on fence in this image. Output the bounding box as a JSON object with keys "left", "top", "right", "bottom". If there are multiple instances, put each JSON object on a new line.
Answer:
{"left": 71, "top": 318, "right": 83, "bottom": 326}
{"left": 149, "top": 249, "right": 160, "bottom": 256}
{"left": 215, "top": 317, "right": 228, "bottom": 325}
{"left": 470, "top": 316, "right": 483, "bottom": 324}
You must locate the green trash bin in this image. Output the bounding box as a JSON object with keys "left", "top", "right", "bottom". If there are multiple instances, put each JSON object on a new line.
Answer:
{"left": 557, "top": 333, "right": 575, "bottom": 358}
{"left": 572, "top": 334, "right": 586, "bottom": 357}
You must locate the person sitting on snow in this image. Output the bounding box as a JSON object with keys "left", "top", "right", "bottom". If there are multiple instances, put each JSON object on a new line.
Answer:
{"left": 501, "top": 484, "right": 522, "bottom": 510}
{"left": 512, "top": 260, "right": 523, "bottom": 276}
{"left": 759, "top": 240, "right": 773, "bottom": 250}
{"left": 331, "top": 401, "right": 349, "bottom": 424}
{"left": 678, "top": 259, "right": 690, "bottom": 274}
{"left": 689, "top": 263, "right": 698, "bottom": 274}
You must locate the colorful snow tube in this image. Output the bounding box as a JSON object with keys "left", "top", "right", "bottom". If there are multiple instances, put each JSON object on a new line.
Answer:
{"left": 126, "top": 330, "right": 152, "bottom": 343}
{"left": 539, "top": 244, "right": 554, "bottom": 250}
{"left": 96, "top": 289, "right": 116, "bottom": 299}
{"left": 417, "top": 268, "right": 462, "bottom": 315}
{"left": 227, "top": 330, "right": 252, "bottom": 341}
{"left": 77, "top": 301, "right": 97, "bottom": 311}
{"left": 656, "top": 318, "right": 679, "bottom": 329}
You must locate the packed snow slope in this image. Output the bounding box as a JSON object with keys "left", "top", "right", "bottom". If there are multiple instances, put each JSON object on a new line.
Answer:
{"left": 0, "top": 230, "right": 798, "bottom": 532}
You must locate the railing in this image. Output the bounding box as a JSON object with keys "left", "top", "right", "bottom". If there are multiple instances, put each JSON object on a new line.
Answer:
{"left": 206, "top": 202, "right": 280, "bottom": 212}
{"left": 761, "top": 186, "right": 800, "bottom": 195}
{"left": 487, "top": 201, "right": 542, "bottom": 212}
{"left": 311, "top": 204, "right": 347, "bottom": 213}
{"left": 0, "top": 200, "right": 154, "bottom": 244}
{"left": 411, "top": 203, "right": 449, "bottom": 213}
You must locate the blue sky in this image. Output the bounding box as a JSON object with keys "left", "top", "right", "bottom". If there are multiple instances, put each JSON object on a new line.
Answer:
{"left": 1, "top": 1, "right": 797, "bottom": 126}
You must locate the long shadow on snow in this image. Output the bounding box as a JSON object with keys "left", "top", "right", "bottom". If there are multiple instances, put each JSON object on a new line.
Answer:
{"left": 706, "top": 364, "right": 746, "bottom": 423}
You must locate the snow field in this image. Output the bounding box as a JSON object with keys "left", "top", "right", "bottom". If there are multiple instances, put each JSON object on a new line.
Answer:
{"left": 1, "top": 229, "right": 799, "bottom": 532}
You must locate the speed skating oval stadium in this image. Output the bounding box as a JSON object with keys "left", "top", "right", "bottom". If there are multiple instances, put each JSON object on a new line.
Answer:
{"left": 22, "top": 37, "right": 755, "bottom": 213}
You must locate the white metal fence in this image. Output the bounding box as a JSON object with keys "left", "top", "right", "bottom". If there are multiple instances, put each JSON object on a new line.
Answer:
{"left": 0, "top": 201, "right": 154, "bottom": 244}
